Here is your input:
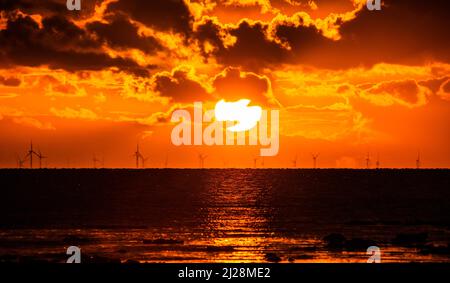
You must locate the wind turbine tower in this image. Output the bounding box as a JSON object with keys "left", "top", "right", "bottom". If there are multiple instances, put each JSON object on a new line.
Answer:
{"left": 16, "top": 154, "right": 25, "bottom": 169}
{"left": 376, "top": 153, "right": 380, "bottom": 169}
{"left": 416, "top": 151, "right": 421, "bottom": 169}
{"left": 25, "top": 141, "right": 40, "bottom": 169}
{"left": 93, "top": 154, "right": 100, "bottom": 168}
{"left": 198, "top": 153, "right": 207, "bottom": 168}
{"left": 292, "top": 155, "right": 298, "bottom": 168}
{"left": 37, "top": 149, "right": 47, "bottom": 169}
{"left": 312, "top": 153, "right": 319, "bottom": 169}
{"left": 134, "top": 144, "right": 144, "bottom": 168}
{"left": 253, "top": 157, "right": 259, "bottom": 168}
{"left": 164, "top": 154, "right": 169, "bottom": 168}
{"left": 365, "top": 152, "right": 371, "bottom": 169}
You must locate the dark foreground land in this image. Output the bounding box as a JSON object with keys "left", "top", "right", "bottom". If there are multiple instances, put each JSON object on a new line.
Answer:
{"left": 0, "top": 169, "right": 449, "bottom": 263}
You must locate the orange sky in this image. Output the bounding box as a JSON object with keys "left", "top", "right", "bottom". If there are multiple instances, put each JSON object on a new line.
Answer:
{"left": 0, "top": 0, "right": 449, "bottom": 168}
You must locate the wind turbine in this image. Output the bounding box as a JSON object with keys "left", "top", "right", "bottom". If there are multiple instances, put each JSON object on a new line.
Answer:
{"left": 164, "top": 154, "right": 169, "bottom": 168}
{"left": 93, "top": 154, "right": 100, "bottom": 168}
{"left": 376, "top": 153, "right": 380, "bottom": 169}
{"left": 133, "top": 144, "right": 144, "bottom": 168}
{"left": 416, "top": 151, "right": 421, "bottom": 169}
{"left": 365, "top": 152, "right": 371, "bottom": 169}
{"left": 198, "top": 153, "right": 207, "bottom": 168}
{"left": 311, "top": 153, "right": 319, "bottom": 169}
{"left": 16, "top": 154, "right": 25, "bottom": 169}
{"left": 292, "top": 155, "right": 298, "bottom": 168}
{"left": 37, "top": 149, "right": 47, "bottom": 169}
{"left": 253, "top": 156, "right": 259, "bottom": 168}
{"left": 25, "top": 141, "right": 40, "bottom": 169}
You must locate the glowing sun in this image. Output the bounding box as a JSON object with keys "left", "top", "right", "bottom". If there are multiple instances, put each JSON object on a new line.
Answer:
{"left": 214, "top": 99, "right": 262, "bottom": 132}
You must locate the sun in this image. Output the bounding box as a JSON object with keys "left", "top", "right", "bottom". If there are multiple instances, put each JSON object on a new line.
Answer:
{"left": 214, "top": 99, "right": 262, "bottom": 132}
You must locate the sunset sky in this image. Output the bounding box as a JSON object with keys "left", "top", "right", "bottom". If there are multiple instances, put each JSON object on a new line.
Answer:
{"left": 0, "top": 0, "right": 449, "bottom": 168}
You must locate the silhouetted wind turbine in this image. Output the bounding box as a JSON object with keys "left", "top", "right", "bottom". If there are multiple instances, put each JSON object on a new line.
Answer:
{"left": 253, "top": 156, "right": 259, "bottom": 168}
{"left": 376, "top": 153, "right": 380, "bottom": 169}
{"left": 416, "top": 151, "right": 421, "bottom": 169}
{"left": 164, "top": 154, "right": 169, "bottom": 168}
{"left": 311, "top": 153, "right": 319, "bottom": 169}
{"left": 365, "top": 152, "right": 371, "bottom": 169}
{"left": 198, "top": 153, "right": 207, "bottom": 168}
{"left": 93, "top": 154, "right": 100, "bottom": 169}
{"left": 25, "top": 141, "right": 40, "bottom": 169}
{"left": 133, "top": 144, "right": 144, "bottom": 168}
{"left": 16, "top": 154, "right": 25, "bottom": 169}
{"left": 37, "top": 149, "right": 47, "bottom": 169}
{"left": 292, "top": 155, "right": 298, "bottom": 168}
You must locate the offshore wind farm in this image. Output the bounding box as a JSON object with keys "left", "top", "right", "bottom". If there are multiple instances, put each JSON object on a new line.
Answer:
{"left": 5, "top": 141, "right": 435, "bottom": 170}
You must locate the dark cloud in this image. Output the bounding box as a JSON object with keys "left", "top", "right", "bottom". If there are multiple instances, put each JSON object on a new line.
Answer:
{"left": 194, "top": 17, "right": 332, "bottom": 70}
{"left": 195, "top": 0, "right": 450, "bottom": 69}
{"left": 194, "top": 17, "right": 226, "bottom": 59}
{"left": 0, "top": 75, "right": 21, "bottom": 86}
{"left": 107, "top": 0, "right": 194, "bottom": 35}
{"left": 0, "top": 15, "right": 150, "bottom": 75}
{"left": 152, "top": 67, "right": 277, "bottom": 105}
{"left": 195, "top": 19, "right": 288, "bottom": 70}
{"left": 212, "top": 67, "right": 276, "bottom": 106}
{"left": 282, "top": 0, "right": 450, "bottom": 68}
{"left": 0, "top": 0, "right": 102, "bottom": 18}
{"left": 273, "top": 20, "right": 335, "bottom": 66}
{"left": 86, "top": 15, "right": 162, "bottom": 53}
{"left": 0, "top": 0, "right": 67, "bottom": 14}
{"left": 220, "top": 21, "right": 287, "bottom": 69}
{"left": 40, "top": 15, "right": 100, "bottom": 49}
{"left": 153, "top": 68, "right": 211, "bottom": 102}
{"left": 1, "top": 0, "right": 449, "bottom": 73}
{"left": 336, "top": 0, "right": 450, "bottom": 67}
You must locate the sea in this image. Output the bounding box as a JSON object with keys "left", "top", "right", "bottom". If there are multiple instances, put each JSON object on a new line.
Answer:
{"left": 0, "top": 169, "right": 449, "bottom": 263}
